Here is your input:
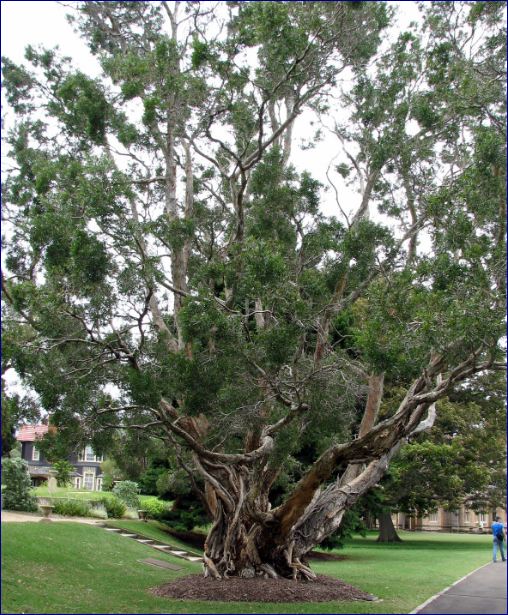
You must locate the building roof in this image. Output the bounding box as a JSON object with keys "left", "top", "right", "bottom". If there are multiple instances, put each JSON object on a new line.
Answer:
{"left": 26, "top": 465, "right": 53, "bottom": 477}
{"left": 16, "top": 424, "right": 49, "bottom": 442}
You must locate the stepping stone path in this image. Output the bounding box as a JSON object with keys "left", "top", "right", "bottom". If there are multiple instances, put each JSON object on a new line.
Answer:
{"left": 100, "top": 524, "right": 203, "bottom": 564}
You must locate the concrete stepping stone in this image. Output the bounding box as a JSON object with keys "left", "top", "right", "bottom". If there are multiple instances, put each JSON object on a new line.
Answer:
{"left": 168, "top": 550, "right": 187, "bottom": 556}
{"left": 101, "top": 525, "right": 204, "bottom": 562}
{"left": 139, "top": 557, "right": 182, "bottom": 571}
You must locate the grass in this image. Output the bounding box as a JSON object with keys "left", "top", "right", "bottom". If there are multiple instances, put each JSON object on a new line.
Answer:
{"left": 105, "top": 518, "right": 203, "bottom": 555}
{"left": 32, "top": 486, "right": 170, "bottom": 508}
{"left": 1, "top": 522, "right": 492, "bottom": 614}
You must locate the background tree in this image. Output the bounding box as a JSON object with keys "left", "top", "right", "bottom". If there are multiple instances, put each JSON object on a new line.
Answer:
{"left": 1, "top": 1, "right": 505, "bottom": 580}
{"left": 356, "top": 372, "right": 507, "bottom": 542}
{"left": 53, "top": 459, "right": 74, "bottom": 488}
{"left": 1, "top": 458, "right": 38, "bottom": 512}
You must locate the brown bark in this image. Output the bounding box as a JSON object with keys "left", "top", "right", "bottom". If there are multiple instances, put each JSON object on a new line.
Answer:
{"left": 376, "top": 511, "right": 402, "bottom": 543}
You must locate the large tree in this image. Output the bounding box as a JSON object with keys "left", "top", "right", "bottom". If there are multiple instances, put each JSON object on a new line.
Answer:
{"left": 1, "top": 1, "right": 505, "bottom": 579}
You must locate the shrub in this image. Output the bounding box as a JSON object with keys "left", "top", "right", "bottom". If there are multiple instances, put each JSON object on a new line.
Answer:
{"left": 1, "top": 458, "right": 38, "bottom": 512}
{"left": 158, "top": 493, "right": 207, "bottom": 532}
{"left": 53, "top": 460, "right": 74, "bottom": 487}
{"left": 89, "top": 502, "right": 108, "bottom": 519}
{"left": 123, "top": 508, "right": 139, "bottom": 519}
{"left": 52, "top": 498, "right": 90, "bottom": 517}
{"left": 138, "top": 466, "right": 167, "bottom": 496}
{"left": 139, "top": 497, "right": 170, "bottom": 519}
{"left": 112, "top": 480, "right": 140, "bottom": 509}
{"left": 100, "top": 458, "right": 122, "bottom": 491}
{"left": 100, "top": 496, "right": 126, "bottom": 518}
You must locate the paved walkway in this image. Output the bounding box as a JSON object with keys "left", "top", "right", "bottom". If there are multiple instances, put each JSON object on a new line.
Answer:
{"left": 1, "top": 510, "right": 101, "bottom": 525}
{"left": 413, "top": 561, "right": 507, "bottom": 614}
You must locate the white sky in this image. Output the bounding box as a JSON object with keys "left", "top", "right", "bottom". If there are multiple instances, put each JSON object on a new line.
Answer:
{"left": 1, "top": 1, "right": 421, "bottom": 211}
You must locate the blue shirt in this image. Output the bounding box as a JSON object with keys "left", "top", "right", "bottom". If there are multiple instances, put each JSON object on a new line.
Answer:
{"left": 492, "top": 521, "right": 504, "bottom": 538}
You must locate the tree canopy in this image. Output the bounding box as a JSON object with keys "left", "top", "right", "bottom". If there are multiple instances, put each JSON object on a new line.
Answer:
{"left": 1, "top": 1, "right": 505, "bottom": 580}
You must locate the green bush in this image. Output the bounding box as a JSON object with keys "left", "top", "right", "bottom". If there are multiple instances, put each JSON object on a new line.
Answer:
{"left": 100, "top": 458, "right": 122, "bottom": 491}
{"left": 1, "top": 458, "right": 38, "bottom": 512}
{"left": 140, "top": 497, "right": 171, "bottom": 519}
{"left": 53, "top": 460, "right": 74, "bottom": 487}
{"left": 138, "top": 466, "right": 167, "bottom": 496}
{"left": 52, "top": 498, "right": 90, "bottom": 517}
{"left": 112, "top": 480, "right": 139, "bottom": 509}
{"left": 100, "top": 496, "right": 126, "bottom": 518}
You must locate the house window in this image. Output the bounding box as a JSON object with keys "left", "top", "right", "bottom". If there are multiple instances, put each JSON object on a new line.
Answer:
{"left": 83, "top": 469, "right": 95, "bottom": 491}
{"left": 428, "top": 511, "right": 438, "bottom": 522}
{"left": 79, "top": 446, "right": 103, "bottom": 463}
{"left": 95, "top": 477, "right": 103, "bottom": 491}
{"left": 74, "top": 476, "right": 81, "bottom": 489}
{"left": 479, "top": 512, "right": 487, "bottom": 523}
{"left": 32, "top": 446, "right": 40, "bottom": 461}
{"left": 464, "top": 510, "right": 470, "bottom": 523}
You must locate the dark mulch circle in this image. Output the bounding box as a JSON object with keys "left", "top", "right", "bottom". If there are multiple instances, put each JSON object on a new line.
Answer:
{"left": 151, "top": 574, "right": 377, "bottom": 603}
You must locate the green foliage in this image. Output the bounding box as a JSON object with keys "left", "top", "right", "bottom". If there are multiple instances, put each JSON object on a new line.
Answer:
{"left": 100, "top": 458, "right": 123, "bottom": 492}
{"left": 138, "top": 463, "right": 169, "bottom": 496}
{"left": 320, "top": 509, "right": 367, "bottom": 551}
{"left": 51, "top": 73, "right": 110, "bottom": 144}
{"left": 100, "top": 496, "right": 126, "bottom": 519}
{"left": 158, "top": 494, "right": 207, "bottom": 532}
{"left": 1, "top": 458, "right": 38, "bottom": 512}
{"left": 53, "top": 460, "right": 74, "bottom": 487}
{"left": 52, "top": 498, "right": 91, "bottom": 517}
{"left": 112, "top": 480, "right": 140, "bottom": 509}
{"left": 1, "top": 378, "right": 39, "bottom": 457}
{"left": 138, "top": 497, "right": 171, "bottom": 519}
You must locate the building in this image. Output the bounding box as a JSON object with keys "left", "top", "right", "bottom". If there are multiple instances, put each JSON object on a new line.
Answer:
{"left": 17, "top": 424, "right": 104, "bottom": 491}
{"left": 393, "top": 505, "right": 507, "bottom": 533}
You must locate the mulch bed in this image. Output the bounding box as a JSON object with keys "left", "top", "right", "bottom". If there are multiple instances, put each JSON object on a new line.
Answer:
{"left": 151, "top": 574, "right": 377, "bottom": 603}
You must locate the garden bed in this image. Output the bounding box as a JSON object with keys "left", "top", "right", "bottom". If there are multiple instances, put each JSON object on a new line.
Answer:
{"left": 152, "top": 573, "right": 376, "bottom": 603}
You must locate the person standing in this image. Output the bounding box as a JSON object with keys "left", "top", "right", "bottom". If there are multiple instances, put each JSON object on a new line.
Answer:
{"left": 491, "top": 516, "right": 506, "bottom": 563}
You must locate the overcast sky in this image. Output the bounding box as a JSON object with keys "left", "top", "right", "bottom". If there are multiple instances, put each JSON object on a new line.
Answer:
{"left": 1, "top": 1, "right": 421, "bottom": 200}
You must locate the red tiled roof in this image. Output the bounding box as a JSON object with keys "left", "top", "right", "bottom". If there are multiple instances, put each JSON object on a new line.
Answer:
{"left": 16, "top": 424, "right": 49, "bottom": 442}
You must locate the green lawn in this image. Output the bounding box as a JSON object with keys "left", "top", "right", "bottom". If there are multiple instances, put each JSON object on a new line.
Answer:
{"left": 1, "top": 522, "right": 492, "bottom": 614}
{"left": 105, "top": 518, "right": 203, "bottom": 555}
{"left": 32, "top": 486, "right": 168, "bottom": 508}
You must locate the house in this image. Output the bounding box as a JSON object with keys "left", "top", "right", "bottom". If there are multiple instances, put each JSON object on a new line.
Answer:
{"left": 392, "top": 505, "right": 507, "bottom": 533}
{"left": 17, "top": 424, "right": 104, "bottom": 491}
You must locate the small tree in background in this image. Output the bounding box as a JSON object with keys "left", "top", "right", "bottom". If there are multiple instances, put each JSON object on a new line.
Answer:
{"left": 53, "top": 459, "right": 74, "bottom": 487}
{"left": 112, "top": 480, "right": 140, "bottom": 509}
{"left": 100, "top": 458, "right": 123, "bottom": 492}
{"left": 1, "top": 458, "right": 38, "bottom": 512}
